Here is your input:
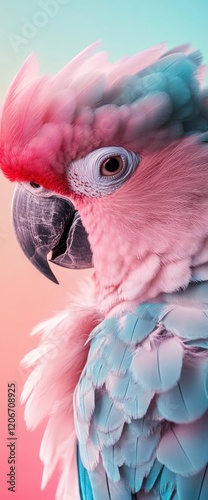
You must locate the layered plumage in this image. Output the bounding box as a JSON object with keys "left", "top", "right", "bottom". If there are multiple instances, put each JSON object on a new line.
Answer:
{"left": 75, "top": 283, "right": 208, "bottom": 498}
{"left": 1, "top": 42, "right": 208, "bottom": 499}
{"left": 0, "top": 42, "right": 207, "bottom": 194}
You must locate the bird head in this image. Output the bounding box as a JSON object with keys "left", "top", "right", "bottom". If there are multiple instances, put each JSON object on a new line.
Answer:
{"left": 1, "top": 42, "right": 208, "bottom": 309}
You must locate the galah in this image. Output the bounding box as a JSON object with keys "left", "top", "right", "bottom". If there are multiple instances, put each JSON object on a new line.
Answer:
{"left": 1, "top": 41, "right": 208, "bottom": 499}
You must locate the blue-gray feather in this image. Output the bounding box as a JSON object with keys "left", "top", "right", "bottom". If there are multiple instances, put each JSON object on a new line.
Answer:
{"left": 156, "top": 359, "right": 208, "bottom": 423}
{"left": 76, "top": 279, "right": 208, "bottom": 498}
{"left": 110, "top": 48, "right": 208, "bottom": 148}
{"left": 177, "top": 465, "right": 208, "bottom": 500}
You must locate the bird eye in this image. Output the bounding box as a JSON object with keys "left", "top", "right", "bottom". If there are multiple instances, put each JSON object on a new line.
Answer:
{"left": 100, "top": 156, "right": 124, "bottom": 176}
{"left": 68, "top": 146, "right": 140, "bottom": 197}
{"left": 30, "top": 182, "right": 41, "bottom": 189}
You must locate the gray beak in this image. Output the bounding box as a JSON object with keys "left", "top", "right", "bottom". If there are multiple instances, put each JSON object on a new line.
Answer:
{"left": 12, "top": 184, "right": 93, "bottom": 284}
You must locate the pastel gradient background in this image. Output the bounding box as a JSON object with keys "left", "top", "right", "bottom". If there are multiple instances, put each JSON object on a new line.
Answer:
{"left": 0, "top": 0, "right": 208, "bottom": 498}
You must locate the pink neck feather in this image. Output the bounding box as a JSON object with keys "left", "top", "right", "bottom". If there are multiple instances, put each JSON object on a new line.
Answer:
{"left": 72, "top": 137, "right": 208, "bottom": 315}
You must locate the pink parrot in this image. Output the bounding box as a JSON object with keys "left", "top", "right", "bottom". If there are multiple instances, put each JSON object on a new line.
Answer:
{"left": 1, "top": 42, "right": 208, "bottom": 499}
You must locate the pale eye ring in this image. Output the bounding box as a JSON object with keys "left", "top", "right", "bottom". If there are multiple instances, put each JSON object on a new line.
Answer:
{"left": 100, "top": 155, "right": 124, "bottom": 176}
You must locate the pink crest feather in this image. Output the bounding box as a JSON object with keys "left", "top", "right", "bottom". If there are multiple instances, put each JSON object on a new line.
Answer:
{"left": 1, "top": 41, "right": 203, "bottom": 194}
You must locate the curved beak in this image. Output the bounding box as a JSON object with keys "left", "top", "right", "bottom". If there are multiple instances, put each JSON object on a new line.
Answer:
{"left": 12, "top": 184, "right": 93, "bottom": 284}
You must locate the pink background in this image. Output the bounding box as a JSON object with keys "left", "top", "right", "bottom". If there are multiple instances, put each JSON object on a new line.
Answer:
{"left": 0, "top": 172, "right": 91, "bottom": 499}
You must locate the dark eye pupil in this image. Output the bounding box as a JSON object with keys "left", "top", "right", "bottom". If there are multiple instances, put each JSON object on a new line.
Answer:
{"left": 30, "top": 182, "right": 40, "bottom": 189}
{"left": 104, "top": 157, "right": 120, "bottom": 173}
